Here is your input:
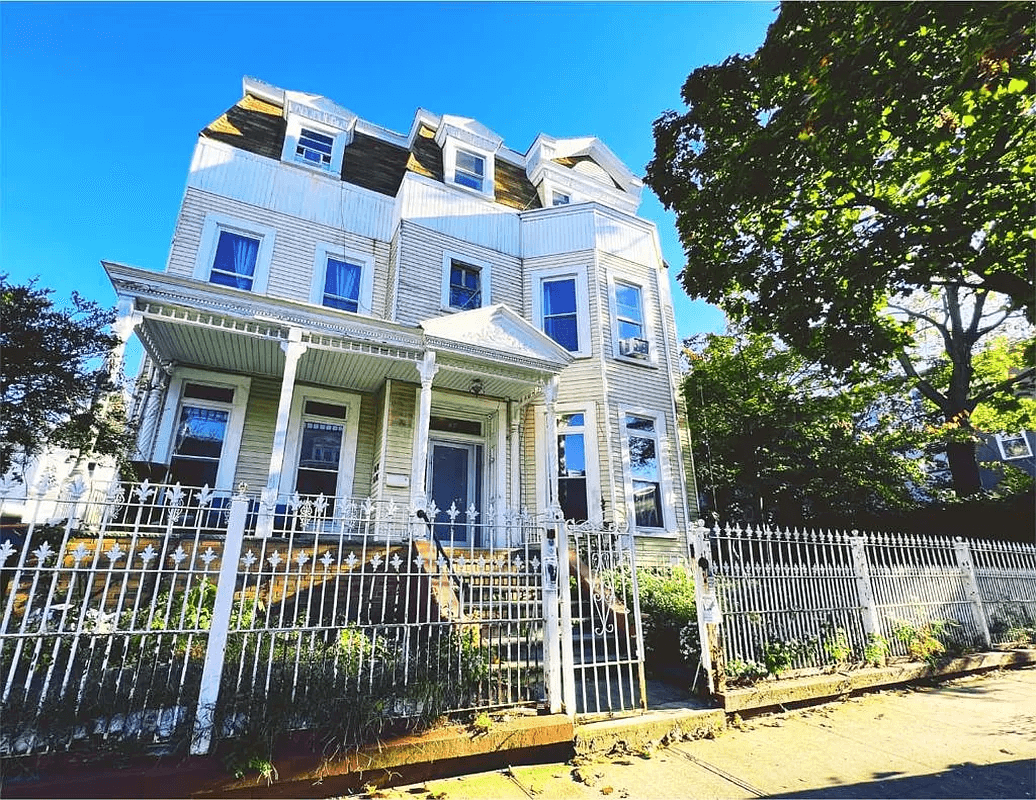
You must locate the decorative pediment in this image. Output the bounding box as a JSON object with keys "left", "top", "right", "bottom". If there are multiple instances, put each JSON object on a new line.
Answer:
{"left": 420, "top": 305, "right": 572, "bottom": 370}
{"left": 434, "top": 115, "right": 504, "bottom": 154}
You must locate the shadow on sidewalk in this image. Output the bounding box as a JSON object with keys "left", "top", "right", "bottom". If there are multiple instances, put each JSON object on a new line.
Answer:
{"left": 767, "top": 759, "right": 1035, "bottom": 799}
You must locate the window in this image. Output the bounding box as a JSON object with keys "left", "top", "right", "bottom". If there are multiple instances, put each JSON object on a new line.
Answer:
{"left": 996, "top": 433, "right": 1033, "bottom": 460}
{"left": 532, "top": 267, "right": 590, "bottom": 357}
{"left": 193, "top": 213, "right": 275, "bottom": 295}
{"left": 295, "top": 127, "right": 334, "bottom": 169}
{"left": 441, "top": 252, "right": 491, "bottom": 311}
{"left": 450, "top": 261, "right": 481, "bottom": 309}
{"left": 551, "top": 190, "right": 571, "bottom": 206}
{"left": 209, "top": 230, "right": 260, "bottom": 290}
{"left": 279, "top": 388, "right": 361, "bottom": 501}
{"left": 454, "top": 149, "right": 485, "bottom": 192}
{"left": 295, "top": 401, "right": 347, "bottom": 497}
{"left": 542, "top": 278, "right": 579, "bottom": 352}
{"left": 623, "top": 413, "right": 665, "bottom": 530}
{"left": 440, "top": 137, "right": 496, "bottom": 198}
{"left": 156, "top": 370, "right": 251, "bottom": 491}
{"left": 558, "top": 413, "right": 588, "bottom": 522}
{"left": 615, "top": 281, "right": 644, "bottom": 340}
{"left": 280, "top": 111, "right": 352, "bottom": 176}
{"left": 310, "top": 244, "right": 374, "bottom": 315}
{"left": 323, "top": 257, "right": 362, "bottom": 312}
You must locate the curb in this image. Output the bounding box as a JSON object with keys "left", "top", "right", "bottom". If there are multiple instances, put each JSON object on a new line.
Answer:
{"left": 574, "top": 707, "right": 726, "bottom": 757}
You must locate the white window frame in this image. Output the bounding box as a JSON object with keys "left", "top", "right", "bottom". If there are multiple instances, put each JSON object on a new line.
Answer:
{"left": 441, "top": 250, "right": 492, "bottom": 311}
{"left": 540, "top": 404, "right": 602, "bottom": 526}
{"left": 995, "top": 432, "right": 1033, "bottom": 460}
{"left": 155, "top": 369, "right": 252, "bottom": 491}
{"left": 607, "top": 273, "right": 657, "bottom": 365}
{"left": 278, "top": 387, "right": 362, "bottom": 499}
{"left": 192, "top": 212, "right": 276, "bottom": 295}
{"left": 442, "top": 139, "right": 495, "bottom": 199}
{"left": 309, "top": 243, "right": 375, "bottom": 316}
{"left": 618, "top": 406, "right": 676, "bottom": 534}
{"left": 280, "top": 114, "right": 348, "bottom": 176}
{"left": 530, "top": 266, "right": 591, "bottom": 358}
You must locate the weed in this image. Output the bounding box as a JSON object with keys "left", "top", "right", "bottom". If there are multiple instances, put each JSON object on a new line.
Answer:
{"left": 823, "top": 628, "right": 853, "bottom": 666}
{"left": 471, "top": 712, "right": 492, "bottom": 736}
{"left": 863, "top": 633, "right": 890, "bottom": 667}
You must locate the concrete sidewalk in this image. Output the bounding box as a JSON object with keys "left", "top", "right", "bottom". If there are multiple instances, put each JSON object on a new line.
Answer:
{"left": 376, "top": 667, "right": 1036, "bottom": 799}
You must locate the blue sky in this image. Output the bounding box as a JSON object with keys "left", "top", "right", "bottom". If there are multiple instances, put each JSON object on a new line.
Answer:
{"left": 1, "top": 2, "right": 776, "bottom": 370}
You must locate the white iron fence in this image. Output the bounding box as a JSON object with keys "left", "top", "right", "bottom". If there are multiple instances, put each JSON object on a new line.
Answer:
{"left": 694, "top": 522, "right": 1036, "bottom": 678}
{"left": 0, "top": 480, "right": 646, "bottom": 758}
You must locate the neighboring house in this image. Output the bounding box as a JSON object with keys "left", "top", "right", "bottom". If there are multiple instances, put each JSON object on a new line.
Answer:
{"left": 103, "top": 77, "right": 698, "bottom": 562}
{"left": 978, "top": 431, "right": 1036, "bottom": 488}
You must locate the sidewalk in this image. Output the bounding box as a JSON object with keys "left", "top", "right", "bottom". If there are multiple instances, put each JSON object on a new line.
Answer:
{"left": 377, "top": 666, "right": 1036, "bottom": 800}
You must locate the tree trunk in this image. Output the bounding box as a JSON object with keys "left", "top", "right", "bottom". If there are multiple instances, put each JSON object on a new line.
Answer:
{"left": 946, "top": 438, "right": 982, "bottom": 497}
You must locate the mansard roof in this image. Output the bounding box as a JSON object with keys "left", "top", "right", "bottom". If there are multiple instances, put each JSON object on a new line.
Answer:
{"left": 198, "top": 77, "right": 636, "bottom": 213}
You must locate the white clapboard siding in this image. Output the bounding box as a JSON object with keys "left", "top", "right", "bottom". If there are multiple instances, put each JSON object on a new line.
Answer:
{"left": 234, "top": 376, "right": 279, "bottom": 490}
{"left": 392, "top": 220, "right": 523, "bottom": 327}
{"left": 170, "top": 189, "right": 391, "bottom": 315}
{"left": 396, "top": 176, "right": 521, "bottom": 256}
{"left": 352, "top": 393, "right": 379, "bottom": 497}
{"left": 520, "top": 208, "right": 597, "bottom": 259}
{"left": 188, "top": 139, "right": 396, "bottom": 242}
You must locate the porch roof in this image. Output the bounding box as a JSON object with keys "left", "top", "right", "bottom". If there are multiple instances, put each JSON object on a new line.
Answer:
{"left": 105, "top": 261, "right": 570, "bottom": 398}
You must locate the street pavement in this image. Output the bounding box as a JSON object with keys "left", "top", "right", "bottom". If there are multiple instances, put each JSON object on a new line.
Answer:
{"left": 372, "top": 666, "right": 1036, "bottom": 799}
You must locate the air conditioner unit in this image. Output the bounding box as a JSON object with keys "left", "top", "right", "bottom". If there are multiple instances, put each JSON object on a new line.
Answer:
{"left": 619, "top": 337, "right": 650, "bottom": 358}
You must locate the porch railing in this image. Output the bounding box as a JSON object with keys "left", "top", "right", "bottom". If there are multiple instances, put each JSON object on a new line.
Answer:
{"left": 0, "top": 481, "right": 553, "bottom": 758}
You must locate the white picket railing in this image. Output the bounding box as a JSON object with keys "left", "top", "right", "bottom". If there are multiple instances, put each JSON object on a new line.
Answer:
{"left": 0, "top": 478, "right": 647, "bottom": 758}
{"left": 696, "top": 522, "right": 1036, "bottom": 676}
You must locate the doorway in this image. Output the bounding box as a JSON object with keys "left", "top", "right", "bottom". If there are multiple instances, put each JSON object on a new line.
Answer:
{"left": 428, "top": 439, "right": 483, "bottom": 544}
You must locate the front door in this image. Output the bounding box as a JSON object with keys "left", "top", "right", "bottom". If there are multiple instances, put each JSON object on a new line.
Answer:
{"left": 428, "top": 440, "right": 481, "bottom": 544}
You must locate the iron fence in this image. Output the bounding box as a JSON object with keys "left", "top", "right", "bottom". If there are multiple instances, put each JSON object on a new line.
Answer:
{"left": 697, "top": 522, "right": 1036, "bottom": 677}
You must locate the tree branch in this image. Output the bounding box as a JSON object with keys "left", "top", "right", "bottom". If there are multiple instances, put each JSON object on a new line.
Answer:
{"left": 896, "top": 350, "right": 949, "bottom": 414}
{"left": 969, "top": 366, "right": 1036, "bottom": 408}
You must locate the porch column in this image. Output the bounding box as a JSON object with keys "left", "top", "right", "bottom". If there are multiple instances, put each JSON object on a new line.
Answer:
{"left": 410, "top": 351, "right": 438, "bottom": 517}
{"left": 110, "top": 296, "right": 142, "bottom": 383}
{"left": 509, "top": 401, "right": 521, "bottom": 514}
{"left": 256, "top": 329, "right": 307, "bottom": 537}
{"left": 542, "top": 376, "right": 562, "bottom": 520}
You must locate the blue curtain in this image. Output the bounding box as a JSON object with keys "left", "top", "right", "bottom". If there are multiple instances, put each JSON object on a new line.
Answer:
{"left": 212, "top": 232, "right": 259, "bottom": 290}
{"left": 324, "top": 258, "right": 362, "bottom": 311}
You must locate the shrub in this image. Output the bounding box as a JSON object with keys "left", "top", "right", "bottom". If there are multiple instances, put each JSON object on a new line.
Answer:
{"left": 628, "top": 566, "right": 697, "bottom": 672}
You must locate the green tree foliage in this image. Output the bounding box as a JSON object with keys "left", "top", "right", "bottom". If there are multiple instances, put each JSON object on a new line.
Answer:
{"left": 647, "top": 2, "right": 1035, "bottom": 494}
{"left": 0, "top": 275, "right": 128, "bottom": 477}
{"left": 685, "top": 330, "right": 927, "bottom": 527}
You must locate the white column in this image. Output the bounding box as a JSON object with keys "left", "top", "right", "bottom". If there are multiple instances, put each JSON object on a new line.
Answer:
{"left": 509, "top": 402, "right": 521, "bottom": 514}
{"left": 409, "top": 351, "right": 438, "bottom": 513}
{"left": 256, "top": 330, "right": 307, "bottom": 537}
{"left": 110, "top": 296, "right": 142, "bottom": 384}
{"left": 542, "top": 376, "right": 562, "bottom": 520}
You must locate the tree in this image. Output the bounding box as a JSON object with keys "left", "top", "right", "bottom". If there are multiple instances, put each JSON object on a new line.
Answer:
{"left": 0, "top": 275, "right": 127, "bottom": 478}
{"left": 685, "top": 329, "right": 927, "bottom": 528}
{"left": 646, "top": 2, "right": 1035, "bottom": 495}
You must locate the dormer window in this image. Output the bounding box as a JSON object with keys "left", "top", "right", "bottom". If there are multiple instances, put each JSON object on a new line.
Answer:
{"left": 281, "top": 110, "right": 351, "bottom": 176}
{"left": 454, "top": 149, "right": 485, "bottom": 192}
{"left": 295, "top": 127, "right": 334, "bottom": 169}
{"left": 552, "top": 190, "right": 571, "bottom": 206}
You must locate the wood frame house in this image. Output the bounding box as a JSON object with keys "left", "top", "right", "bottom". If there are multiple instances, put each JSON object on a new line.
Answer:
{"left": 106, "top": 77, "right": 699, "bottom": 562}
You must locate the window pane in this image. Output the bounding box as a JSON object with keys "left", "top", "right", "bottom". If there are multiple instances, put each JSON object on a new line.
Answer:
{"left": 324, "top": 257, "right": 362, "bottom": 312}
{"left": 632, "top": 480, "right": 663, "bottom": 528}
{"left": 174, "top": 406, "right": 229, "bottom": 459}
{"left": 545, "top": 315, "right": 579, "bottom": 351}
{"left": 625, "top": 415, "right": 655, "bottom": 432}
{"left": 456, "top": 150, "right": 484, "bottom": 176}
{"left": 304, "top": 401, "right": 347, "bottom": 420}
{"left": 296, "top": 469, "right": 338, "bottom": 497}
{"left": 298, "top": 421, "right": 343, "bottom": 471}
{"left": 183, "top": 383, "right": 235, "bottom": 403}
{"left": 168, "top": 457, "right": 219, "bottom": 489}
{"left": 299, "top": 128, "right": 334, "bottom": 150}
{"left": 618, "top": 319, "right": 643, "bottom": 340}
{"left": 552, "top": 192, "right": 570, "bottom": 206}
{"left": 543, "top": 279, "right": 577, "bottom": 315}
{"left": 560, "top": 413, "right": 584, "bottom": 428}
{"left": 615, "top": 283, "right": 643, "bottom": 322}
{"left": 628, "top": 435, "right": 658, "bottom": 480}
{"left": 559, "top": 433, "right": 585, "bottom": 476}
{"left": 558, "top": 477, "right": 588, "bottom": 522}
{"left": 213, "top": 231, "right": 259, "bottom": 280}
